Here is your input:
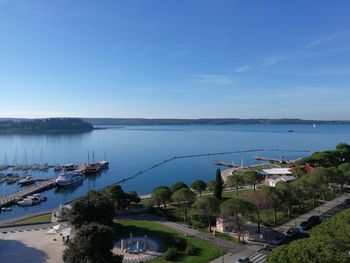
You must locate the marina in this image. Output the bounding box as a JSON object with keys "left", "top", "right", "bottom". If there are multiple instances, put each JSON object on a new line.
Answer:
{"left": 0, "top": 124, "right": 348, "bottom": 222}
{"left": 0, "top": 160, "right": 109, "bottom": 210}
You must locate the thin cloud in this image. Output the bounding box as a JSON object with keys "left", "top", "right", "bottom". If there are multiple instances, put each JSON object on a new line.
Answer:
{"left": 190, "top": 74, "right": 234, "bottom": 86}
{"left": 304, "top": 31, "right": 350, "bottom": 50}
{"left": 261, "top": 56, "right": 284, "bottom": 67}
{"left": 234, "top": 65, "right": 252, "bottom": 73}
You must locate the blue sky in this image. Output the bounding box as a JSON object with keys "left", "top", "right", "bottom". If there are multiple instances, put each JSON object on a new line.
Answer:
{"left": 0, "top": 0, "right": 350, "bottom": 119}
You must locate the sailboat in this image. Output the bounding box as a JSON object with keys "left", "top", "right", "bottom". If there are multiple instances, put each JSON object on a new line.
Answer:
{"left": 0, "top": 153, "right": 8, "bottom": 171}
{"left": 85, "top": 150, "right": 100, "bottom": 175}
{"left": 313, "top": 123, "right": 316, "bottom": 128}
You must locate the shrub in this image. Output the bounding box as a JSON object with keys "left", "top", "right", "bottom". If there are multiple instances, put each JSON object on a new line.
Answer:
{"left": 172, "top": 236, "right": 187, "bottom": 250}
{"left": 163, "top": 247, "right": 178, "bottom": 261}
{"left": 185, "top": 243, "right": 196, "bottom": 256}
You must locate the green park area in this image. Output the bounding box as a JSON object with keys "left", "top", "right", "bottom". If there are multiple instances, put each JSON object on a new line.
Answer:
{"left": 9, "top": 213, "right": 52, "bottom": 226}
{"left": 116, "top": 220, "right": 222, "bottom": 263}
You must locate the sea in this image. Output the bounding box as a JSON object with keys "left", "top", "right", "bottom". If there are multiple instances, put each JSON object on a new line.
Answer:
{"left": 0, "top": 124, "right": 349, "bottom": 221}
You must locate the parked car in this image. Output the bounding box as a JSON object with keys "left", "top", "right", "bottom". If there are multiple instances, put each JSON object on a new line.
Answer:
{"left": 344, "top": 198, "right": 350, "bottom": 204}
{"left": 299, "top": 221, "right": 313, "bottom": 231}
{"left": 263, "top": 244, "right": 276, "bottom": 251}
{"left": 308, "top": 215, "right": 321, "bottom": 226}
{"left": 272, "top": 235, "right": 287, "bottom": 246}
{"left": 236, "top": 256, "right": 251, "bottom": 263}
{"left": 284, "top": 227, "right": 300, "bottom": 237}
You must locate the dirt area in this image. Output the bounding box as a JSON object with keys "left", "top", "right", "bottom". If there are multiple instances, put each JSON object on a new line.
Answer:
{"left": 0, "top": 228, "right": 64, "bottom": 263}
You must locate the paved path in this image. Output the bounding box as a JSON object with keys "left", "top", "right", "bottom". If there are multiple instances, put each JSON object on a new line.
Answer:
{"left": 275, "top": 192, "right": 350, "bottom": 232}
{"left": 116, "top": 214, "right": 240, "bottom": 252}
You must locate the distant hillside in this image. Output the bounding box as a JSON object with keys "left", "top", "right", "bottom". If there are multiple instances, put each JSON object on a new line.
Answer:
{"left": 0, "top": 118, "right": 93, "bottom": 132}
{"left": 83, "top": 118, "right": 350, "bottom": 126}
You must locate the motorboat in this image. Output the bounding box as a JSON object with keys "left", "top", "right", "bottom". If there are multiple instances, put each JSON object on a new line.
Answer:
{"left": 97, "top": 161, "right": 109, "bottom": 169}
{"left": 55, "top": 171, "right": 84, "bottom": 186}
{"left": 17, "top": 194, "right": 44, "bottom": 206}
{"left": 63, "top": 163, "right": 76, "bottom": 171}
{"left": 18, "top": 176, "right": 36, "bottom": 186}
{"left": 17, "top": 198, "right": 32, "bottom": 206}
{"left": 1, "top": 207, "right": 12, "bottom": 212}
{"left": 53, "top": 165, "right": 63, "bottom": 172}
{"left": 29, "top": 193, "right": 47, "bottom": 202}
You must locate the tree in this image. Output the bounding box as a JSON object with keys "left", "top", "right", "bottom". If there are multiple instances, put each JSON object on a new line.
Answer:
{"left": 63, "top": 223, "right": 123, "bottom": 263}
{"left": 266, "top": 208, "right": 350, "bottom": 263}
{"left": 213, "top": 169, "right": 223, "bottom": 200}
{"left": 337, "top": 163, "right": 350, "bottom": 192}
{"left": 172, "top": 188, "right": 195, "bottom": 223}
{"left": 105, "top": 185, "right": 131, "bottom": 210}
{"left": 226, "top": 173, "right": 244, "bottom": 196}
{"left": 192, "top": 196, "right": 220, "bottom": 231}
{"left": 261, "top": 185, "right": 282, "bottom": 225}
{"left": 170, "top": 181, "right": 189, "bottom": 193}
{"left": 245, "top": 191, "right": 272, "bottom": 233}
{"left": 206, "top": 180, "right": 217, "bottom": 191}
{"left": 151, "top": 186, "right": 172, "bottom": 208}
{"left": 336, "top": 143, "right": 350, "bottom": 163}
{"left": 290, "top": 179, "right": 308, "bottom": 209}
{"left": 69, "top": 191, "right": 115, "bottom": 228}
{"left": 126, "top": 191, "right": 141, "bottom": 208}
{"left": 221, "top": 197, "right": 253, "bottom": 233}
{"left": 275, "top": 182, "right": 294, "bottom": 217}
{"left": 191, "top": 180, "right": 206, "bottom": 196}
{"left": 243, "top": 171, "right": 261, "bottom": 190}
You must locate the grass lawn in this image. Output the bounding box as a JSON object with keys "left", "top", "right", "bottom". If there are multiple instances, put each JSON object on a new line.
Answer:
{"left": 115, "top": 220, "right": 222, "bottom": 263}
{"left": 12, "top": 213, "right": 52, "bottom": 225}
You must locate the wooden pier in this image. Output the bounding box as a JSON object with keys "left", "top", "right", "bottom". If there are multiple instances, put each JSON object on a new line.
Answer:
{"left": 0, "top": 179, "right": 56, "bottom": 208}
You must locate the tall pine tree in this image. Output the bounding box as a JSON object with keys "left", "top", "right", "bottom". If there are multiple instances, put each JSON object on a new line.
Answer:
{"left": 214, "top": 168, "right": 223, "bottom": 200}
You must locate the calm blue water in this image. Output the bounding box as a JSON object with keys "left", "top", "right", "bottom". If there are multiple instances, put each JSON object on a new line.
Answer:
{"left": 0, "top": 124, "right": 349, "bottom": 221}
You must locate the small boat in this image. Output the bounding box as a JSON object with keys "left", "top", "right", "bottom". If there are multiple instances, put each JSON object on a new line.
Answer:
{"left": 85, "top": 163, "right": 100, "bottom": 174}
{"left": 288, "top": 129, "right": 294, "bottom": 133}
{"left": 29, "top": 193, "right": 47, "bottom": 202}
{"left": 63, "top": 163, "right": 76, "bottom": 171}
{"left": 6, "top": 178, "right": 18, "bottom": 184}
{"left": 18, "top": 176, "right": 36, "bottom": 186}
{"left": 17, "top": 198, "right": 34, "bottom": 206}
{"left": 97, "top": 161, "right": 109, "bottom": 169}
{"left": 53, "top": 165, "right": 63, "bottom": 172}
{"left": 55, "top": 171, "right": 84, "bottom": 186}
{"left": 1, "top": 207, "right": 12, "bottom": 212}
{"left": 38, "top": 163, "right": 49, "bottom": 171}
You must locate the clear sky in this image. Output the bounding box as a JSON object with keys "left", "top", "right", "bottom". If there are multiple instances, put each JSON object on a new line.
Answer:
{"left": 0, "top": 0, "right": 350, "bottom": 119}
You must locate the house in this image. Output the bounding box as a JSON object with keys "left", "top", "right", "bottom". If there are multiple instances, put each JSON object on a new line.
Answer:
{"left": 266, "top": 175, "right": 296, "bottom": 187}
{"left": 215, "top": 217, "right": 237, "bottom": 233}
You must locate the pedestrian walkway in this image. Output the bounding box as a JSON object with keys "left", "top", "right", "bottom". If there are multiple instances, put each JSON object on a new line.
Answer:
{"left": 275, "top": 192, "right": 350, "bottom": 232}
{"left": 249, "top": 251, "right": 267, "bottom": 263}
{"left": 210, "top": 244, "right": 264, "bottom": 263}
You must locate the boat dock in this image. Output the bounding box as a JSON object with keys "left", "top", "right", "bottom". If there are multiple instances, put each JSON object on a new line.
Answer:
{"left": 214, "top": 160, "right": 241, "bottom": 168}
{"left": 0, "top": 179, "right": 56, "bottom": 208}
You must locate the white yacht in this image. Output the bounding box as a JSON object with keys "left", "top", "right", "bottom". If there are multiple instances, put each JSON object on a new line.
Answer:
{"left": 55, "top": 171, "right": 83, "bottom": 186}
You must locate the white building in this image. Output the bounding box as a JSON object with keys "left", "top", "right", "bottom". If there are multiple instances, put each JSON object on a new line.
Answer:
{"left": 258, "top": 168, "right": 292, "bottom": 177}
{"left": 266, "top": 175, "right": 296, "bottom": 187}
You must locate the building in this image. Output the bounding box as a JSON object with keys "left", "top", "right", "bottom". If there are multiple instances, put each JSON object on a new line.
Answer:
{"left": 258, "top": 168, "right": 293, "bottom": 178}
{"left": 266, "top": 175, "right": 296, "bottom": 187}
{"left": 215, "top": 217, "right": 237, "bottom": 233}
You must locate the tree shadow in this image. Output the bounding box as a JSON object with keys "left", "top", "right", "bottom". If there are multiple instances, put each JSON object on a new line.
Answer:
{"left": 0, "top": 239, "right": 48, "bottom": 263}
